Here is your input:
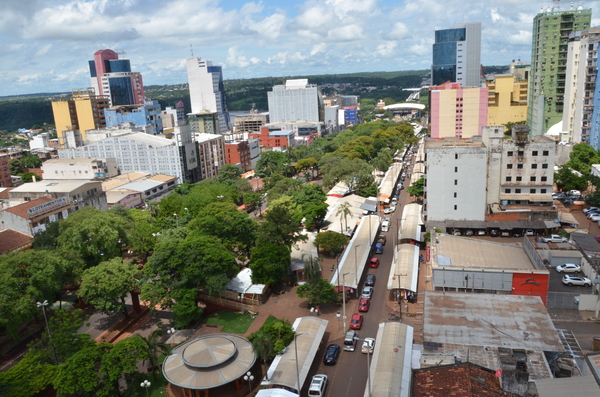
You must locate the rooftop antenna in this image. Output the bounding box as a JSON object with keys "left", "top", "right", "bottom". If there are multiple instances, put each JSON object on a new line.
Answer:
{"left": 116, "top": 49, "right": 127, "bottom": 58}
{"left": 190, "top": 44, "right": 194, "bottom": 58}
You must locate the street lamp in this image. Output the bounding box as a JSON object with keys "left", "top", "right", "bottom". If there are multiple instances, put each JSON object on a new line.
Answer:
{"left": 342, "top": 272, "right": 354, "bottom": 329}
{"left": 167, "top": 327, "right": 176, "bottom": 342}
{"left": 243, "top": 371, "right": 254, "bottom": 394}
{"left": 36, "top": 300, "right": 58, "bottom": 365}
{"left": 354, "top": 337, "right": 373, "bottom": 397}
{"left": 141, "top": 380, "right": 151, "bottom": 397}
{"left": 353, "top": 243, "right": 365, "bottom": 298}
{"left": 294, "top": 332, "right": 309, "bottom": 394}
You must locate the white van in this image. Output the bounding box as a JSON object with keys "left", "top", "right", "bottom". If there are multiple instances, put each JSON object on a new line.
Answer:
{"left": 382, "top": 220, "right": 390, "bottom": 232}
{"left": 308, "top": 374, "right": 328, "bottom": 396}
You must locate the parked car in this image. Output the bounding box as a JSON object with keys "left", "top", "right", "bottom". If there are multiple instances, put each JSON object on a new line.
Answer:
{"left": 361, "top": 286, "right": 374, "bottom": 299}
{"left": 369, "top": 258, "right": 380, "bottom": 268}
{"left": 584, "top": 207, "right": 600, "bottom": 214}
{"left": 542, "top": 234, "right": 568, "bottom": 243}
{"left": 309, "top": 374, "right": 328, "bottom": 396}
{"left": 365, "top": 274, "right": 376, "bottom": 286}
{"left": 477, "top": 230, "right": 486, "bottom": 236}
{"left": 323, "top": 344, "right": 341, "bottom": 365}
{"left": 465, "top": 230, "right": 474, "bottom": 236}
{"left": 595, "top": 235, "right": 600, "bottom": 243}
{"left": 556, "top": 263, "right": 581, "bottom": 273}
{"left": 374, "top": 243, "right": 383, "bottom": 254}
{"left": 452, "top": 229, "right": 461, "bottom": 236}
{"left": 381, "top": 221, "right": 390, "bottom": 232}
{"left": 552, "top": 193, "right": 567, "bottom": 200}
{"left": 525, "top": 229, "right": 534, "bottom": 236}
{"left": 590, "top": 214, "right": 600, "bottom": 222}
{"left": 512, "top": 230, "right": 523, "bottom": 237}
{"left": 377, "top": 235, "right": 386, "bottom": 245}
{"left": 343, "top": 331, "right": 358, "bottom": 351}
{"left": 562, "top": 275, "right": 591, "bottom": 287}
{"left": 586, "top": 209, "right": 600, "bottom": 218}
{"left": 350, "top": 313, "right": 363, "bottom": 330}
{"left": 384, "top": 207, "right": 394, "bottom": 214}
{"left": 500, "top": 230, "right": 510, "bottom": 237}
{"left": 490, "top": 229, "right": 499, "bottom": 237}
{"left": 361, "top": 338, "right": 375, "bottom": 354}
{"left": 358, "top": 298, "right": 370, "bottom": 312}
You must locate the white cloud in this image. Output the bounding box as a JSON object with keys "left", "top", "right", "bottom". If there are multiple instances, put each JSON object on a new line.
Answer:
{"left": 35, "top": 44, "right": 52, "bottom": 56}
{"left": 327, "top": 24, "right": 364, "bottom": 42}
{"left": 491, "top": 8, "right": 503, "bottom": 22}
{"left": 376, "top": 41, "right": 397, "bottom": 57}
{"left": 310, "top": 43, "right": 327, "bottom": 56}
{"left": 227, "top": 46, "right": 252, "bottom": 68}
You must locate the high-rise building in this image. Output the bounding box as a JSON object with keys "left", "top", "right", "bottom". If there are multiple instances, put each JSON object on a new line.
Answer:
{"left": 89, "top": 49, "right": 145, "bottom": 107}
{"left": 563, "top": 27, "right": 600, "bottom": 147}
{"left": 186, "top": 57, "right": 230, "bottom": 135}
{"left": 267, "top": 79, "right": 324, "bottom": 124}
{"left": 527, "top": 2, "right": 591, "bottom": 136}
{"left": 431, "top": 22, "right": 481, "bottom": 87}
{"left": 104, "top": 99, "right": 163, "bottom": 135}
{"left": 486, "top": 74, "right": 528, "bottom": 126}
{"left": 428, "top": 82, "right": 488, "bottom": 139}
{"left": 51, "top": 88, "right": 110, "bottom": 147}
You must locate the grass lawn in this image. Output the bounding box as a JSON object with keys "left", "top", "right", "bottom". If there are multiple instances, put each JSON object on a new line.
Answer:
{"left": 204, "top": 310, "right": 256, "bottom": 333}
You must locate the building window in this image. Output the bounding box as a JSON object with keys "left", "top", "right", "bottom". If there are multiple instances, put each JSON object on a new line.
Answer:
{"left": 530, "top": 189, "right": 537, "bottom": 193}
{"left": 507, "top": 164, "right": 513, "bottom": 169}
{"left": 532, "top": 164, "right": 538, "bottom": 169}
{"left": 506, "top": 176, "right": 512, "bottom": 182}
{"left": 516, "top": 176, "right": 522, "bottom": 182}
{"left": 454, "top": 205, "right": 457, "bottom": 210}
{"left": 541, "top": 189, "right": 547, "bottom": 193}
{"left": 541, "top": 176, "right": 547, "bottom": 181}
{"left": 507, "top": 151, "right": 513, "bottom": 156}
{"left": 454, "top": 192, "right": 457, "bottom": 198}
{"left": 517, "top": 164, "right": 523, "bottom": 169}
{"left": 505, "top": 188, "right": 511, "bottom": 193}
{"left": 455, "top": 166, "right": 458, "bottom": 172}
{"left": 542, "top": 163, "right": 548, "bottom": 169}
{"left": 518, "top": 151, "right": 524, "bottom": 156}
{"left": 455, "top": 154, "right": 459, "bottom": 159}
{"left": 454, "top": 179, "right": 457, "bottom": 185}
{"left": 543, "top": 150, "right": 549, "bottom": 156}
{"left": 532, "top": 151, "right": 538, "bottom": 156}
{"left": 515, "top": 189, "right": 521, "bottom": 193}
{"left": 530, "top": 176, "right": 537, "bottom": 181}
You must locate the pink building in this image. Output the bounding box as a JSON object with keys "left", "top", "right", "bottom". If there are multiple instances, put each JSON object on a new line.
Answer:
{"left": 429, "top": 82, "right": 488, "bottom": 139}
{"left": 89, "top": 49, "right": 145, "bottom": 106}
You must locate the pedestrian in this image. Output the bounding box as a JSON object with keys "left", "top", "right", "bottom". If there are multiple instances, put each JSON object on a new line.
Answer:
{"left": 315, "top": 306, "right": 321, "bottom": 316}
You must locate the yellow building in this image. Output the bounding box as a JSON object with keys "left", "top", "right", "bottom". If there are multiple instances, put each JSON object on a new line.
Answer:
{"left": 51, "top": 88, "right": 110, "bottom": 147}
{"left": 486, "top": 74, "right": 528, "bottom": 126}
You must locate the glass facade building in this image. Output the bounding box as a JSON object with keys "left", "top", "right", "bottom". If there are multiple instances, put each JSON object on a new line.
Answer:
{"left": 431, "top": 22, "right": 481, "bottom": 88}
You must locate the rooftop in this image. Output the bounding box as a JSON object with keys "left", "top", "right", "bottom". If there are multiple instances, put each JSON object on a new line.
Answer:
{"left": 5, "top": 196, "right": 58, "bottom": 219}
{"left": 0, "top": 229, "right": 33, "bottom": 255}
{"left": 9, "top": 180, "right": 101, "bottom": 193}
{"left": 424, "top": 139, "right": 485, "bottom": 149}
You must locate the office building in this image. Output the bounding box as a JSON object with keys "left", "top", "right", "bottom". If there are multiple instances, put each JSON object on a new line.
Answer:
{"left": 428, "top": 82, "right": 488, "bottom": 139}
{"left": 89, "top": 49, "right": 145, "bottom": 106}
{"left": 486, "top": 74, "right": 528, "bottom": 126}
{"left": 8, "top": 180, "right": 107, "bottom": 211}
{"left": 187, "top": 111, "right": 219, "bottom": 135}
{"left": 431, "top": 22, "right": 481, "bottom": 87}
{"left": 194, "top": 133, "right": 226, "bottom": 180}
{"left": 527, "top": 3, "right": 591, "bottom": 136}
{"left": 104, "top": 99, "right": 163, "bottom": 135}
{"left": 162, "top": 102, "right": 186, "bottom": 129}
{"left": 248, "top": 126, "right": 295, "bottom": 151}
{"left": 186, "top": 57, "right": 230, "bottom": 135}
{"left": 563, "top": 27, "right": 600, "bottom": 148}
{"left": 51, "top": 88, "right": 110, "bottom": 147}
{"left": 267, "top": 79, "right": 324, "bottom": 124}
{"left": 233, "top": 113, "right": 268, "bottom": 135}
{"left": 42, "top": 158, "right": 119, "bottom": 180}
{"left": 225, "top": 141, "right": 252, "bottom": 172}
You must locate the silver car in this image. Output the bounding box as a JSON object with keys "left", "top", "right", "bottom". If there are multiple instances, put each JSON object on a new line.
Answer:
{"left": 556, "top": 263, "right": 581, "bottom": 273}
{"left": 361, "top": 286, "right": 373, "bottom": 299}
{"left": 562, "top": 275, "right": 591, "bottom": 287}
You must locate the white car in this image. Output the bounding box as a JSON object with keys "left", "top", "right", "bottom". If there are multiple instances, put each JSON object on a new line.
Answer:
{"left": 525, "top": 229, "right": 534, "bottom": 236}
{"left": 361, "top": 338, "right": 375, "bottom": 354}
{"left": 562, "top": 275, "right": 591, "bottom": 287}
{"left": 308, "top": 374, "right": 328, "bottom": 396}
{"left": 556, "top": 263, "right": 581, "bottom": 273}
{"left": 590, "top": 214, "right": 600, "bottom": 222}
{"left": 384, "top": 207, "right": 395, "bottom": 214}
{"left": 584, "top": 207, "right": 599, "bottom": 214}
{"left": 361, "top": 286, "right": 374, "bottom": 299}
{"left": 542, "top": 235, "right": 568, "bottom": 243}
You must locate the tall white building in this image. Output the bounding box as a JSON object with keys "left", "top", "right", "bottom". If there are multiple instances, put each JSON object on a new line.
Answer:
{"left": 186, "top": 57, "right": 230, "bottom": 135}
{"left": 431, "top": 22, "right": 482, "bottom": 87}
{"left": 267, "top": 79, "right": 324, "bottom": 124}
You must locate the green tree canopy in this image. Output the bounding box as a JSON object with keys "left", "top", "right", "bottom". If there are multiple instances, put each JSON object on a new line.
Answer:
{"left": 407, "top": 175, "right": 425, "bottom": 198}
{"left": 296, "top": 278, "right": 338, "bottom": 305}
{"left": 555, "top": 165, "right": 589, "bottom": 191}
{"left": 54, "top": 343, "right": 113, "bottom": 397}
{"left": 20, "top": 154, "right": 42, "bottom": 169}
{"left": 567, "top": 143, "right": 600, "bottom": 175}
{"left": 250, "top": 242, "right": 291, "bottom": 285}
{"left": 255, "top": 151, "right": 291, "bottom": 178}
{"left": 0, "top": 349, "right": 57, "bottom": 397}
{"left": 314, "top": 231, "right": 349, "bottom": 255}
{"left": 217, "top": 163, "right": 243, "bottom": 184}
{"left": 248, "top": 316, "right": 294, "bottom": 360}
{"left": 257, "top": 198, "right": 306, "bottom": 247}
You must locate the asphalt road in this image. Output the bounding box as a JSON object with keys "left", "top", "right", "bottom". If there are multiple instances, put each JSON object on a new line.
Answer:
{"left": 300, "top": 156, "right": 416, "bottom": 397}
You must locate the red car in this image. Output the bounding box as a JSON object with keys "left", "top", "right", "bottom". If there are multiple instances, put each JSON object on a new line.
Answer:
{"left": 350, "top": 313, "right": 363, "bottom": 330}
{"left": 358, "top": 298, "right": 370, "bottom": 312}
{"left": 369, "top": 258, "right": 380, "bottom": 268}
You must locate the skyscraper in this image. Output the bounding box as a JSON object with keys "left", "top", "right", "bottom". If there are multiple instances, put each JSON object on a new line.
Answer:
{"left": 267, "top": 79, "right": 324, "bottom": 123}
{"left": 186, "top": 57, "right": 230, "bottom": 135}
{"left": 89, "top": 49, "right": 145, "bottom": 107}
{"left": 527, "top": 2, "right": 591, "bottom": 136}
{"left": 431, "top": 22, "right": 481, "bottom": 87}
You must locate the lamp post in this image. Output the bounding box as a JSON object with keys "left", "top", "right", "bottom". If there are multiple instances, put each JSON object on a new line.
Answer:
{"left": 167, "top": 327, "right": 176, "bottom": 343}
{"left": 243, "top": 371, "right": 254, "bottom": 395}
{"left": 342, "top": 272, "right": 354, "bottom": 329}
{"left": 36, "top": 300, "right": 58, "bottom": 365}
{"left": 354, "top": 337, "right": 373, "bottom": 397}
{"left": 294, "top": 332, "right": 309, "bottom": 395}
{"left": 141, "top": 380, "right": 151, "bottom": 397}
{"left": 353, "top": 243, "right": 365, "bottom": 298}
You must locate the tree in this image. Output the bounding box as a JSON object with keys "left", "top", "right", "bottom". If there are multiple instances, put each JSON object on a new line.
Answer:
{"left": 248, "top": 316, "right": 294, "bottom": 359}
{"left": 295, "top": 157, "right": 318, "bottom": 178}
{"left": 46, "top": 309, "right": 95, "bottom": 364}
{"left": 54, "top": 343, "right": 113, "bottom": 397}
{"left": 127, "top": 208, "right": 159, "bottom": 261}
{"left": 243, "top": 191, "right": 262, "bottom": 214}
{"left": 57, "top": 206, "right": 129, "bottom": 267}
{"left": 32, "top": 220, "right": 60, "bottom": 250}
{"left": 555, "top": 166, "right": 588, "bottom": 191}
{"left": 20, "top": 171, "right": 41, "bottom": 182}
{"left": 251, "top": 334, "right": 274, "bottom": 381}
{"left": 407, "top": 175, "right": 425, "bottom": 199}
{"left": 217, "top": 163, "right": 243, "bottom": 184}
{"left": 100, "top": 336, "right": 149, "bottom": 393}
{"left": 0, "top": 349, "right": 57, "bottom": 397}
{"left": 8, "top": 158, "right": 23, "bottom": 175}
{"left": 255, "top": 151, "right": 290, "bottom": 177}
{"left": 78, "top": 258, "right": 140, "bottom": 319}
{"left": 567, "top": 143, "right": 600, "bottom": 175}
{"left": 502, "top": 120, "right": 526, "bottom": 136}
{"left": 250, "top": 242, "right": 291, "bottom": 285}
{"left": 138, "top": 329, "right": 171, "bottom": 379}
{"left": 20, "top": 154, "right": 42, "bottom": 169}
{"left": 314, "top": 231, "right": 349, "bottom": 255}
{"left": 336, "top": 202, "right": 352, "bottom": 232}
{"left": 257, "top": 199, "right": 307, "bottom": 248}
{"left": 296, "top": 278, "right": 338, "bottom": 305}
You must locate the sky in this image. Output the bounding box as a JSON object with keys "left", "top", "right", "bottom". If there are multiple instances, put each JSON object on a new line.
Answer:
{"left": 1, "top": 0, "right": 600, "bottom": 97}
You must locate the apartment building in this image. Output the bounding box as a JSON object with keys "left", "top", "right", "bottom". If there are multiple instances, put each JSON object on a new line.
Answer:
{"left": 42, "top": 158, "right": 119, "bottom": 180}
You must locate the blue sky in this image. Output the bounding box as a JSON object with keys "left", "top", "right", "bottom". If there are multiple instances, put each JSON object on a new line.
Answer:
{"left": 1, "top": 0, "right": 599, "bottom": 97}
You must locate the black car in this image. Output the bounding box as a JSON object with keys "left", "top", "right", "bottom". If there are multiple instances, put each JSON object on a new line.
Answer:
{"left": 323, "top": 344, "right": 341, "bottom": 365}
{"left": 365, "top": 274, "right": 376, "bottom": 286}
{"left": 490, "top": 229, "right": 499, "bottom": 237}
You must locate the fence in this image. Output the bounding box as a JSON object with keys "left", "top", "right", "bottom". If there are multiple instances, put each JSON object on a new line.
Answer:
{"left": 547, "top": 291, "right": 579, "bottom": 309}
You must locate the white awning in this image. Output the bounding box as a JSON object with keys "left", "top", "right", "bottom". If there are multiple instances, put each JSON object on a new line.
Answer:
{"left": 387, "top": 244, "right": 419, "bottom": 292}
{"left": 399, "top": 204, "right": 423, "bottom": 242}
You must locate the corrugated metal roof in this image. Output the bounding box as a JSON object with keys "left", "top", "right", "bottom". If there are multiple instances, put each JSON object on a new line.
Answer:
{"left": 117, "top": 179, "right": 164, "bottom": 192}
{"left": 226, "top": 268, "right": 266, "bottom": 295}
{"left": 534, "top": 376, "right": 599, "bottom": 397}
{"left": 387, "top": 244, "right": 419, "bottom": 292}
{"left": 399, "top": 204, "right": 423, "bottom": 241}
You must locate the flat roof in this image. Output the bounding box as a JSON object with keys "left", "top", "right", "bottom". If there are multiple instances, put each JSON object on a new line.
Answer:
{"left": 534, "top": 376, "right": 600, "bottom": 397}
{"left": 262, "top": 317, "right": 328, "bottom": 392}
{"left": 9, "top": 179, "right": 100, "bottom": 193}
{"left": 117, "top": 179, "right": 164, "bottom": 192}
{"left": 432, "top": 233, "right": 537, "bottom": 271}
{"left": 43, "top": 158, "right": 107, "bottom": 164}
{"left": 399, "top": 204, "right": 423, "bottom": 242}
{"left": 423, "top": 291, "right": 564, "bottom": 352}
{"left": 424, "top": 139, "right": 485, "bottom": 149}
{"left": 112, "top": 132, "right": 176, "bottom": 147}
{"left": 194, "top": 133, "right": 223, "bottom": 143}
{"left": 367, "top": 322, "right": 413, "bottom": 397}
{"left": 387, "top": 244, "right": 419, "bottom": 292}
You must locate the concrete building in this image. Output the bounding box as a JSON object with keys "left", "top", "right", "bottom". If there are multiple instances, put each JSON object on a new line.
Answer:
{"left": 59, "top": 125, "right": 200, "bottom": 184}
{"left": 161, "top": 101, "right": 185, "bottom": 129}
{"left": 186, "top": 57, "right": 230, "bottom": 134}
{"left": 233, "top": 112, "right": 269, "bottom": 135}
{"left": 89, "top": 49, "right": 145, "bottom": 106}
{"left": 260, "top": 122, "right": 323, "bottom": 145}
{"left": 0, "top": 229, "right": 33, "bottom": 255}
{"left": 528, "top": 3, "right": 591, "bottom": 136}
{"left": 8, "top": 180, "right": 107, "bottom": 211}
{"left": 104, "top": 99, "right": 163, "bottom": 135}
{"left": 486, "top": 74, "right": 528, "bottom": 126}
{"left": 29, "top": 133, "right": 51, "bottom": 150}
{"left": 563, "top": 27, "right": 600, "bottom": 148}
{"left": 428, "top": 82, "right": 488, "bottom": 139}
{"left": 0, "top": 196, "right": 71, "bottom": 235}
{"left": 194, "top": 133, "right": 226, "bottom": 180}
{"left": 225, "top": 140, "right": 252, "bottom": 172}
{"left": 42, "top": 158, "right": 119, "bottom": 180}
{"left": 187, "top": 111, "right": 219, "bottom": 135}
{"left": 248, "top": 126, "right": 295, "bottom": 151}
{"left": 267, "top": 79, "right": 324, "bottom": 124}
{"left": 431, "top": 22, "right": 481, "bottom": 87}
{"left": 51, "top": 88, "right": 110, "bottom": 147}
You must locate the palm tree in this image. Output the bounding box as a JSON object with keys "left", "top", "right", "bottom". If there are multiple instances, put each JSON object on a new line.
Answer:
{"left": 139, "top": 329, "right": 172, "bottom": 380}
{"left": 336, "top": 202, "right": 352, "bottom": 233}
{"left": 252, "top": 334, "right": 274, "bottom": 381}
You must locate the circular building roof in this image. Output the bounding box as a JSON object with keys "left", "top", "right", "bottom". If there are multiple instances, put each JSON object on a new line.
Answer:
{"left": 163, "top": 334, "right": 256, "bottom": 390}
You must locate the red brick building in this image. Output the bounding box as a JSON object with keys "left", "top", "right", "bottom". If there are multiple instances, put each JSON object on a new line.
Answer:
{"left": 225, "top": 141, "right": 252, "bottom": 172}
{"left": 0, "top": 155, "right": 13, "bottom": 187}
{"left": 248, "top": 127, "right": 295, "bottom": 150}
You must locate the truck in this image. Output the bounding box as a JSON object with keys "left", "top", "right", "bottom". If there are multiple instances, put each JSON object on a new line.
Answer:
{"left": 542, "top": 234, "right": 568, "bottom": 243}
